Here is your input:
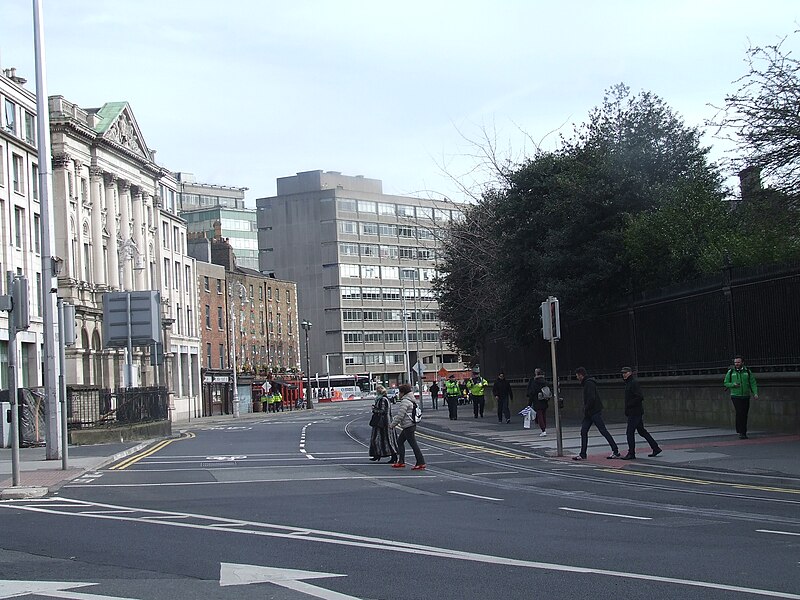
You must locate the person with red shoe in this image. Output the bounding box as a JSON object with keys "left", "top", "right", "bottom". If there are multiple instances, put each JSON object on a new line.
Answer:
{"left": 389, "top": 383, "right": 426, "bottom": 470}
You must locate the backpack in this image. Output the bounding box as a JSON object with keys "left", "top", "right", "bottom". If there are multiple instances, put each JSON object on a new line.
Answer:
{"left": 410, "top": 400, "right": 422, "bottom": 423}
{"left": 538, "top": 385, "right": 552, "bottom": 401}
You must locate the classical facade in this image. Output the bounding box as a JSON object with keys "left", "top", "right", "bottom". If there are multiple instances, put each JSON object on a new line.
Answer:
{"left": 48, "top": 96, "right": 201, "bottom": 421}
{"left": 256, "top": 170, "right": 465, "bottom": 385}
{"left": 0, "top": 68, "right": 43, "bottom": 391}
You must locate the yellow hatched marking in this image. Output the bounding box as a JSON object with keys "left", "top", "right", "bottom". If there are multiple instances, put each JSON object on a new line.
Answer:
{"left": 416, "top": 432, "right": 524, "bottom": 459}
{"left": 602, "top": 468, "right": 800, "bottom": 495}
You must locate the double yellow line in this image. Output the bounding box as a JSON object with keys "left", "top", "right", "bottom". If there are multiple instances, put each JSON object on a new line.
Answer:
{"left": 110, "top": 432, "right": 195, "bottom": 470}
{"left": 416, "top": 432, "right": 524, "bottom": 459}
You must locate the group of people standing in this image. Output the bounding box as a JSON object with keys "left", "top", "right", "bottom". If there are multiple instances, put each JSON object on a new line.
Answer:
{"left": 368, "top": 384, "right": 426, "bottom": 470}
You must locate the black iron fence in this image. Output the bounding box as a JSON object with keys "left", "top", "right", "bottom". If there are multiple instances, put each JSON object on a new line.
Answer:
{"left": 481, "top": 262, "right": 800, "bottom": 380}
{"left": 67, "top": 386, "right": 169, "bottom": 429}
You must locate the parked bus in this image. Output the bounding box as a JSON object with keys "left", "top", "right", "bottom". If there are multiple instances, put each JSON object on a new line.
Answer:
{"left": 304, "top": 373, "right": 371, "bottom": 402}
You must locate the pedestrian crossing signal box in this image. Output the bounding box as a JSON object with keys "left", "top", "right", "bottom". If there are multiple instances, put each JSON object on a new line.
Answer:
{"left": 541, "top": 296, "right": 561, "bottom": 341}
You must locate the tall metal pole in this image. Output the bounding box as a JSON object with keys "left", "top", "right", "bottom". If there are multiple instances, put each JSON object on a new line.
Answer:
{"left": 400, "top": 279, "right": 411, "bottom": 385}
{"left": 33, "top": 0, "right": 62, "bottom": 460}
{"left": 302, "top": 320, "right": 313, "bottom": 409}
{"left": 57, "top": 298, "right": 68, "bottom": 469}
{"left": 412, "top": 272, "right": 421, "bottom": 394}
{"left": 230, "top": 287, "right": 240, "bottom": 418}
{"left": 550, "top": 335, "right": 562, "bottom": 457}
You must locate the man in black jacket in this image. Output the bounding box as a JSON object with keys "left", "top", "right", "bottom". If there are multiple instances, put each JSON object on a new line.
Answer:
{"left": 621, "top": 367, "right": 661, "bottom": 459}
{"left": 573, "top": 367, "right": 620, "bottom": 461}
{"left": 492, "top": 371, "right": 513, "bottom": 423}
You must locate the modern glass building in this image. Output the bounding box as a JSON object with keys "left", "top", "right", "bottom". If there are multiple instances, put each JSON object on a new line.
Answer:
{"left": 180, "top": 206, "right": 258, "bottom": 270}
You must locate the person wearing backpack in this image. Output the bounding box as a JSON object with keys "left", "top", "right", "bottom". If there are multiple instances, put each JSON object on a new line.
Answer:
{"left": 724, "top": 355, "right": 759, "bottom": 439}
{"left": 526, "top": 368, "right": 552, "bottom": 437}
{"left": 389, "top": 383, "right": 426, "bottom": 470}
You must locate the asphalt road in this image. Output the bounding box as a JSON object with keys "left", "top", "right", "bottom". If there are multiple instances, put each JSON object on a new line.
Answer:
{"left": 1, "top": 401, "right": 798, "bottom": 600}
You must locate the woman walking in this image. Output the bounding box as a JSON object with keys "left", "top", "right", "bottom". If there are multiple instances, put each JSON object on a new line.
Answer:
{"left": 390, "top": 384, "right": 426, "bottom": 470}
{"left": 368, "top": 385, "right": 398, "bottom": 463}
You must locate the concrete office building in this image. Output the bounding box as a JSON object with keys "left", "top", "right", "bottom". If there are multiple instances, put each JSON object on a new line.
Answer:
{"left": 256, "top": 170, "right": 465, "bottom": 384}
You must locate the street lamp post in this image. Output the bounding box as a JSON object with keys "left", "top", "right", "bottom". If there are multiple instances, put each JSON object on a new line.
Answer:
{"left": 301, "top": 320, "right": 313, "bottom": 409}
{"left": 229, "top": 281, "right": 248, "bottom": 418}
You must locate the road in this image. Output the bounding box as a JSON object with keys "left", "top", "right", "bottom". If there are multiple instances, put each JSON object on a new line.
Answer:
{"left": 1, "top": 401, "right": 799, "bottom": 599}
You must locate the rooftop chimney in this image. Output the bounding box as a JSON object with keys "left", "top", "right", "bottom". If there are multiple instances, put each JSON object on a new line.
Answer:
{"left": 738, "top": 166, "right": 762, "bottom": 202}
{"left": 3, "top": 67, "right": 27, "bottom": 85}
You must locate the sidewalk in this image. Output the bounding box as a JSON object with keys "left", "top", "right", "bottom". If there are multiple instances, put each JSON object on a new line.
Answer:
{"left": 419, "top": 401, "right": 800, "bottom": 486}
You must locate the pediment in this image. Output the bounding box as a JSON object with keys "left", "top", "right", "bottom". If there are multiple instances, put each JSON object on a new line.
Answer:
{"left": 94, "top": 102, "right": 150, "bottom": 159}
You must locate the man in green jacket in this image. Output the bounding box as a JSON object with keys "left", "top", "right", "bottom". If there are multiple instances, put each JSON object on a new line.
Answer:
{"left": 724, "top": 355, "right": 759, "bottom": 439}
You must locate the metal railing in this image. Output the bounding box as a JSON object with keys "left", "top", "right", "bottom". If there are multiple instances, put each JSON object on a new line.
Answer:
{"left": 67, "top": 386, "right": 169, "bottom": 429}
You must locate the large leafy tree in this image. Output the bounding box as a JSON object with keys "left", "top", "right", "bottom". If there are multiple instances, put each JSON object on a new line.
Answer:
{"left": 436, "top": 84, "right": 724, "bottom": 353}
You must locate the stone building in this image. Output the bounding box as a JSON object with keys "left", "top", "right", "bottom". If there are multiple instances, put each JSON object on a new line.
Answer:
{"left": 47, "top": 96, "right": 201, "bottom": 421}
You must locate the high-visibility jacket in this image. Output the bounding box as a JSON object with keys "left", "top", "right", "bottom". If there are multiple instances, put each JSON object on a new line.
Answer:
{"left": 444, "top": 380, "right": 460, "bottom": 397}
{"left": 466, "top": 378, "right": 488, "bottom": 396}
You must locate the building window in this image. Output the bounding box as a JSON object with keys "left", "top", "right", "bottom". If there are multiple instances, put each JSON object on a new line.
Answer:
{"left": 174, "top": 262, "right": 180, "bottom": 289}
{"left": 344, "top": 332, "right": 363, "bottom": 344}
{"left": 399, "top": 247, "right": 416, "bottom": 260}
{"left": 164, "top": 258, "right": 170, "bottom": 288}
{"left": 206, "top": 343, "right": 212, "bottom": 367}
{"left": 385, "top": 353, "right": 405, "bottom": 365}
{"left": 384, "top": 331, "right": 404, "bottom": 343}
{"left": 162, "top": 223, "right": 169, "bottom": 248}
{"left": 287, "top": 290, "right": 291, "bottom": 304}
{"left": 218, "top": 306, "right": 224, "bottom": 329}
{"left": 417, "top": 248, "right": 432, "bottom": 260}
{"left": 205, "top": 305, "right": 211, "bottom": 328}
{"left": 343, "top": 309, "right": 362, "bottom": 321}
{"left": 397, "top": 226, "right": 414, "bottom": 238}
{"left": 379, "top": 245, "right": 398, "bottom": 259}
{"left": 417, "top": 228, "right": 434, "bottom": 240}
{"left": 357, "top": 200, "right": 376, "bottom": 213}
{"left": 275, "top": 288, "right": 280, "bottom": 302}
{"left": 359, "top": 244, "right": 378, "bottom": 258}
{"left": 364, "top": 331, "right": 383, "bottom": 343}
{"left": 360, "top": 222, "right": 378, "bottom": 236}
{"left": 381, "top": 266, "right": 399, "bottom": 280}
{"left": 83, "top": 243, "right": 91, "bottom": 281}
{"left": 33, "top": 214, "right": 40, "bottom": 253}
{"left": 12, "top": 154, "right": 24, "bottom": 193}
{"left": 340, "top": 264, "right": 360, "bottom": 278}
{"left": 217, "top": 278, "right": 222, "bottom": 293}
{"left": 3, "top": 100, "right": 16, "bottom": 134}
{"left": 363, "top": 310, "right": 382, "bottom": 321}
{"left": 204, "top": 276, "right": 210, "bottom": 291}
{"left": 378, "top": 224, "right": 396, "bottom": 237}
{"left": 417, "top": 206, "right": 432, "bottom": 220}
{"left": 396, "top": 205, "right": 415, "bottom": 218}
{"left": 378, "top": 202, "right": 395, "bottom": 216}
{"left": 361, "top": 265, "right": 379, "bottom": 279}
{"left": 31, "top": 164, "right": 38, "bottom": 200}
{"left": 384, "top": 309, "right": 402, "bottom": 321}
{"left": 341, "top": 286, "right": 361, "bottom": 300}
{"left": 14, "top": 207, "right": 24, "bottom": 248}
{"left": 338, "top": 198, "right": 357, "bottom": 212}
{"left": 344, "top": 353, "right": 363, "bottom": 365}
{"left": 361, "top": 287, "right": 380, "bottom": 300}
{"left": 219, "top": 344, "right": 225, "bottom": 369}
{"left": 382, "top": 287, "right": 400, "bottom": 301}
{"left": 339, "top": 221, "right": 357, "bottom": 235}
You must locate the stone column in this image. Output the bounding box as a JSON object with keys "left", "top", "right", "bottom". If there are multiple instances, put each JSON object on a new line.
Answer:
{"left": 51, "top": 153, "right": 73, "bottom": 279}
{"left": 89, "top": 167, "right": 106, "bottom": 285}
{"left": 73, "top": 159, "right": 87, "bottom": 283}
{"left": 132, "top": 187, "right": 145, "bottom": 289}
{"left": 118, "top": 180, "right": 132, "bottom": 290}
{"left": 104, "top": 174, "right": 120, "bottom": 290}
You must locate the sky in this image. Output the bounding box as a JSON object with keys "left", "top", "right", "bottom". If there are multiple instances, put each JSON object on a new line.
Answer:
{"left": 2, "top": 0, "right": 798, "bottom": 205}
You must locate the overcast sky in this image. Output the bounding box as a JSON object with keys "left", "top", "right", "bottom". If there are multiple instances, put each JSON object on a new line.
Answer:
{"left": 2, "top": 1, "right": 798, "bottom": 204}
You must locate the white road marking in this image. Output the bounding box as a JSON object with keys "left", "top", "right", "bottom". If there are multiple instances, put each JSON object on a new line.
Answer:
{"left": 220, "top": 563, "right": 356, "bottom": 599}
{"left": 447, "top": 491, "right": 504, "bottom": 501}
{"left": 66, "top": 475, "right": 434, "bottom": 488}
{"left": 757, "top": 529, "right": 800, "bottom": 537}
{"left": 2, "top": 499, "right": 798, "bottom": 599}
{"left": 559, "top": 507, "right": 652, "bottom": 521}
{"left": 0, "top": 579, "right": 136, "bottom": 600}
{"left": 471, "top": 471, "right": 518, "bottom": 476}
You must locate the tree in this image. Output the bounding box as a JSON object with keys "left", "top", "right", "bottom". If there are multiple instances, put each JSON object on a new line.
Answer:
{"left": 436, "top": 85, "right": 724, "bottom": 352}
{"left": 711, "top": 32, "right": 800, "bottom": 198}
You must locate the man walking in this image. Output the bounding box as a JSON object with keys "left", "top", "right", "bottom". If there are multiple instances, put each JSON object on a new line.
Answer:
{"left": 492, "top": 371, "right": 513, "bottom": 424}
{"left": 466, "top": 370, "right": 489, "bottom": 418}
{"left": 444, "top": 375, "right": 460, "bottom": 420}
{"left": 573, "top": 367, "right": 621, "bottom": 461}
{"left": 429, "top": 380, "right": 440, "bottom": 410}
{"left": 620, "top": 367, "right": 661, "bottom": 459}
{"left": 724, "top": 355, "right": 759, "bottom": 439}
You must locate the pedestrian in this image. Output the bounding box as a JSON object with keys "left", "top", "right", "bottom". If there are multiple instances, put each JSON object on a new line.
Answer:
{"left": 620, "top": 367, "right": 661, "bottom": 459}
{"left": 492, "top": 371, "right": 513, "bottom": 423}
{"left": 724, "top": 355, "right": 759, "bottom": 439}
{"left": 573, "top": 367, "right": 621, "bottom": 461}
{"left": 466, "top": 370, "right": 488, "bottom": 418}
{"left": 526, "top": 368, "right": 551, "bottom": 437}
{"left": 429, "top": 380, "right": 440, "bottom": 410}
{"left": 368, "top": 385, "right": 398, "bottom": 463}
{"left": 390, "top": 383, "right": 426, "bottom": 470}
{"left": 444, "top": 375, "right": 460, "bottom": 420}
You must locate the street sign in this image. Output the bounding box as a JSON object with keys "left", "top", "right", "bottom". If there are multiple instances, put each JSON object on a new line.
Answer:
{"left": 438, "top": 367, "right": 448, "bottom": 378}
{"left": 102, "top": 291, "right": 161, "bottom": 348}
{"left": 413, "top": 361, "right": 425, "bottom": 376}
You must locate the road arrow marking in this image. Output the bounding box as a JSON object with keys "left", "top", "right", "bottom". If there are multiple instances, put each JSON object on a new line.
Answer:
{"left": 0, "top": 580, "right": 138, "bottom": 600}
{"left": 220, "top": 563, "right": 358, "bottom": 600}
